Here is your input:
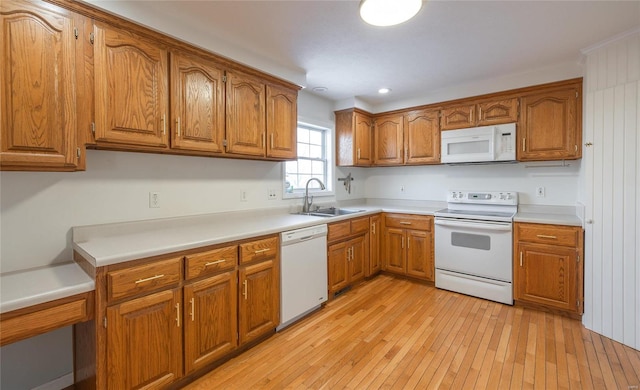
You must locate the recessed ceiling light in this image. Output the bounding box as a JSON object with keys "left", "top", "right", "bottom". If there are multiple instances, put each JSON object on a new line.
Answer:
{"left": 360, "top": 0, "right": 422, "bottom": 27}
{"left": 312, "top": 86, "right": 328, "bottom": 92}
{"left": 378, "top": 88, "right": 391, "bottom": 94}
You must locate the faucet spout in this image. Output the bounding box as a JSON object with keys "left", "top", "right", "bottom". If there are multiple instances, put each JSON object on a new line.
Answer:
{"left": 302, "top": 178, "right": 326, "bottom": 213}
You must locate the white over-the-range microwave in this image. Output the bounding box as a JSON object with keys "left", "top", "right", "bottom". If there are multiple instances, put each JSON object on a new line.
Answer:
{"left": 440, "top": 123, "right": 516, "bottom": 164}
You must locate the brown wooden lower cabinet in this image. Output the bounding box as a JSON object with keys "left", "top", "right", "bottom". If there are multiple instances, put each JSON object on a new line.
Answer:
{"left": 238, "top": 258, "right": 279, "bottom": 345}
{"left": 513, "top": 222, "right": 584, "bottom": 316}
{"left": 183, "top": 270, "right": 237, "bottom": 374}
{"left": 382, "top": 213, "right": 434, "bottom": 282}
{"left": 106, "top": 288, "right": 183, "bottom": 389}
{"left": 327, "top": 216, "right": 371, "bottom": 296}
{"left": 76, "top": 234, "right": 280, "bottom": 389}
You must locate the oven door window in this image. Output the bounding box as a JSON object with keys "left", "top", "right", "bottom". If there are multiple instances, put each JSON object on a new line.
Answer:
{"left": 451, "top": 232, "right": 491, "bottom": 251}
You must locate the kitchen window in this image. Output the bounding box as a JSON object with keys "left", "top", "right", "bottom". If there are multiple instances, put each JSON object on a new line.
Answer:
{"left": 283, "top": 123, "right": 333, "bottom": 198}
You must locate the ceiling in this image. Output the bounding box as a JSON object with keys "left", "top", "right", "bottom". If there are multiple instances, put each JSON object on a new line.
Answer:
{"left": 91, "top": 1, "right": 639, "bottom": 108}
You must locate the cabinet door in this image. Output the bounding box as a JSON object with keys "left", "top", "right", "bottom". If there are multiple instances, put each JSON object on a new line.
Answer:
{"left": 374, "top": 114, "right": 404, "bottom": 166}
{"left": 170, "top": 52, "right": 224, "bottom": 153}
{"left": 440, "top": 104, "right": 475, "bottom": 130}
{"left": 107, "top": 288, "right": 182, "bottom": 389}
{"left": 184, "top": 271, "right": 237, "bottom": 374}
{"left": 266, "top": 84, "right": 297, "bottom": 159}
{"left": 1, "top": 1, "right": 79, "bottom": 170}
{"left": 239, "top": 259, "right": 279, "bottom": 345}
{"left": 368, "top": 215, "right": 381, "bottom": 276}
{"left": 328, "top": 241, "right": 349, "bottom": 293}
{"left": 93, "top": 22, "right": 169, "bottom": 148}
{"left": 519, "top": 88, "right": 580, "bottom": 161}
{"left": 226, "top": 71, "right": 266, "bottom": 157}
{"left": 384, "top": 228, "right": 406, "bottom": 274}
{"left": 348, "top": 235, "right": 368, "bottom": 283}
{"left": 404, "top": 109, "right": 440, "bottom": 165}
{"left": 477, "top": 98, "right": 518, "bottom": 126}
{"left": 515, "top": 243, "right": 578, "bottom": 312}
{"left": 406, "top": 229, "right": 434, "bottom": 281}
{"left": 354, "top": 112, "right": 373, "bottom": 166}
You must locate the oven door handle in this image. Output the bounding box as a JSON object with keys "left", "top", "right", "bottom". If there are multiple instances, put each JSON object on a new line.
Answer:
{"left": 434, "top": 219, "right": 512, "bottom": 231}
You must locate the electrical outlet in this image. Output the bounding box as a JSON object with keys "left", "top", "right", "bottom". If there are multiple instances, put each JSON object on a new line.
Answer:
{"left": 149, "top": 192, "right": 160, "bottom": 208}
{"left": 267, "top": 189, "right": 277, "bottom": 200}
{"left": 536, "top": 186, "right": 545, "bottom": 198}
{"left": 240, "top": 190, "right": 248, "bottom": 202}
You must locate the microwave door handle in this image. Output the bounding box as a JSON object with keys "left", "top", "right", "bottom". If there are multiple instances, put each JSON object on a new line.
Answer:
{"left": 491, "top": 127, "right": 497, "bottom": 158}
{"left": 434, "top": 219, "right": 512, "bottom": 231}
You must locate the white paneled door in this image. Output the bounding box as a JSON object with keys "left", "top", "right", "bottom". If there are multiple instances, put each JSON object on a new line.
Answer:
{"left": 582, "top": 29, "right": 640, "bottom": 351}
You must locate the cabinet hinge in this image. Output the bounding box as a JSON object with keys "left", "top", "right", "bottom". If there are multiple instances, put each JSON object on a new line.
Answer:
{"left": 222, "top": 75, "right": 227, "bottom": 83}
{"left": 74, "top": 27, "right": 79, "bottom": 39}
{"left": 103, "top": 317, "right": 107, "bottom": 328}
{"left": 576, "top": 91, "right": 579, "bottom": 98}
{"left": 223, "top": 139, "right": 228, "bottom": 148}
{"left": 89, "top": 32, "right": 95, "bottom": 45}
{"left": 577, "top": 253, "right": 580, "bottom": 262}
{"left": 91, "top": 122, "right": 96, "bottom": 137}
{"left": 577, "top": 300, "right": 580, "bottom": 309}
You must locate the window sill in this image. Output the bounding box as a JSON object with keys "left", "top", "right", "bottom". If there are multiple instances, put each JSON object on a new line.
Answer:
{"left": 282, "top": 190, "right": 335, "bottom": 200}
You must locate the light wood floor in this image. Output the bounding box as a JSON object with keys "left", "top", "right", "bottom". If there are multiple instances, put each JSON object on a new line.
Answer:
{"left": 185, "top": 275, "right": 640, "bottom": 389}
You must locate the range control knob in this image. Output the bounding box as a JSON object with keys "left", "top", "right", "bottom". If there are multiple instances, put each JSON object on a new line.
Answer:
{"left": 451, "top": 192, "right": 457, "bottom": 199}
{"left": 458, "top": 192, "right": 464, "bottom": 198}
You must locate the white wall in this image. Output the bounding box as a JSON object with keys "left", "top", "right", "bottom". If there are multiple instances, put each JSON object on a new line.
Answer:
{"left": 581, "top": 29, "right": 640, "bottom": 351}
{"left": 365, "top": 162, "right": 581, "bottom": 205}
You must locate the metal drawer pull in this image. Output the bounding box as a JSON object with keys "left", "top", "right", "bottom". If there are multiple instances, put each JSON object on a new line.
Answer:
{"left": 204, "top": 259, "right": 226, "bottom": 267}
{"left": 135, "top": 274, "right": 165, "bottom": 284}
{"left": 190, "top": 298, "right": 195, "bottom": 322}
{"left": 519, "top": 252, "right": 523, "bottom": 267}
{"left": 400, "top": 222, "right": 412, "bottom": 225}
{"left": 536, "top": 234, "right": 557, "bottom": 239}
{"left": 254, "top": 248, "right": 270, "bottom": 254}
{"left": 402, "top": 237, "right": 405, "bottom": 249}
{"left": 407, "top": 237, "right": 410, "bottom": 249}
{"left": 243, "top": 280, "right": 248, "bottom": 299}
{"left": 175, "top": 303, "right": 180, "bottom": 327}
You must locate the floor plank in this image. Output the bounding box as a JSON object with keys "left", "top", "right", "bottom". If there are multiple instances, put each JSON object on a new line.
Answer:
{"left": 185, "top": 275, "right": 640, "bottom": 390}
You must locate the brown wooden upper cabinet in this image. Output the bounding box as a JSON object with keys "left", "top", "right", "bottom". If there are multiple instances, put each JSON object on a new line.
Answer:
{"left": 170, "top": 52, "right": 225, "bottom": 153}
{"left": 335, "top": 109, "right": 374, "bottom": 166}
{"left": 93, "top": 21, "right": 170, "bottom": 149}
{"left": 266, "top": 84, "right": 297, "bottom": 159}
{"left": 518, "top": 84, "right": 582, "bottom": 161}
{"left": 0, "top": 0, "right": 83, "bottom": 171}
{"left": 373, "top": 109, "right": 440, "bottom": 166}
{"left": 440, "top": 98, "right": 518, "bottom": 130}
{"left": 225, "top": 70, "right": 266, "bottom": 157}
{"left": 374, "top": 114, "right": 404, "bottom": 166}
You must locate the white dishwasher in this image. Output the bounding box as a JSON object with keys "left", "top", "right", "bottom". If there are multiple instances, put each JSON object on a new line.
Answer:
{"left": 277, "top": 224, "right": 328, "bottom": 331}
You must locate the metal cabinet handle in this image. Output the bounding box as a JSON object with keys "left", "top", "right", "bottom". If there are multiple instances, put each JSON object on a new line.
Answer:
{"left": 357, "top": 148, "right": 361, "bottom": 160}
{"left": 407, "top": 237, "right": 410, "bottom": 249}
{"left": 162, "top": 114, "right": 166, "bottom": 135}
{"left": 519, "top": 252, "right": 523, "bottom": 267}
{"left": 271, "top": 134, "right": 274, "bottom": 149}
{"left": 190, "top": 298, "right": 195, "bottom": 322}
{"left": 175, "top": 303, "right": 180, "bottom": 327}
{"left": 401, "top": 237, "right": 405, "bottom": 249}
{"left": 243, "top": 280, "right": 248, "bottom": 300}
{"left": 536, "top": 234, "right": 557, "bottom": 239}
{"left": 522, "top": 138, "right": 526, "bottom": 152}
{"left": 205, "top": 259, "right": 226, "bottom": 267}
{"left": 135, "top": 274, "right": 164, "bottom": 284}
{"left": 400, "top": 222, "right": 412, "bottom": 225}
{"left": 254, "top": 248, "right": 270, "bottom": 254}
{"left": 371, "top": 222, "right": 376, "bottom": 235}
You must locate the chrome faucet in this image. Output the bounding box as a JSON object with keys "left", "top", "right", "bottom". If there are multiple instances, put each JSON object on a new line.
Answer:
{"left": 302, "top": 178, "right": 326, "bottom": 213}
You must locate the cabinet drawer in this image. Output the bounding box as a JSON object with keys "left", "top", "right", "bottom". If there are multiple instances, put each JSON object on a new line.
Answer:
{"left": 185, "top": 245, "right": 237, "bottom": 280}
{"left": 240, "top": 236, "right": 278, "bottom": 264}
{"left": 350, "top": 217, "right": 370, "bottom": 234}
{"left": 516, "top": 223, "right": 579, "bottom": 247}
{"left": 107, "top": 257, "right": 182, "bottom": 301}
{"left": 328, "top": 221, "right": 351, "bottom": 242}
{"left": 384, "top": 214, "right": 431, "bottom": 231}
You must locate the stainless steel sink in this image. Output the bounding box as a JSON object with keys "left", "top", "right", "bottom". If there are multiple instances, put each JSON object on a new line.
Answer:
{"left": 297, "top": 207, "right": 366, "bottom": 218}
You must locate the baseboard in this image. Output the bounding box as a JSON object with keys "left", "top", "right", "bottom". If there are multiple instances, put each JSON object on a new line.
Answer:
{"left": 32, "top": 373, "right": 73, "bottom": 390}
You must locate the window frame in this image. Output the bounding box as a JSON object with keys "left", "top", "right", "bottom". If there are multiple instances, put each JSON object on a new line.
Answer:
{"left": 282, "top": 120, "right": 334, "bottom": 199}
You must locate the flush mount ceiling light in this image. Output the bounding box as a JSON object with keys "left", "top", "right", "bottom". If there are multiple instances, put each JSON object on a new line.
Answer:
{"left": 378, "top": 88, "right": 391, "bottom": 94}
{"left": 360, "top": 0, "right": 422, "bottom": 27}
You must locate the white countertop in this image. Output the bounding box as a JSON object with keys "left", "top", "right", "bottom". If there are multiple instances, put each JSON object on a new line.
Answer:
{"left": 0, "top": 262, "right": 95, "bottom": 314}
{"left": 72, "top": 200, "right": 582, "bottom": 268}
{"left": 514, "top": 204, "right": 583, "bottom": 227}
